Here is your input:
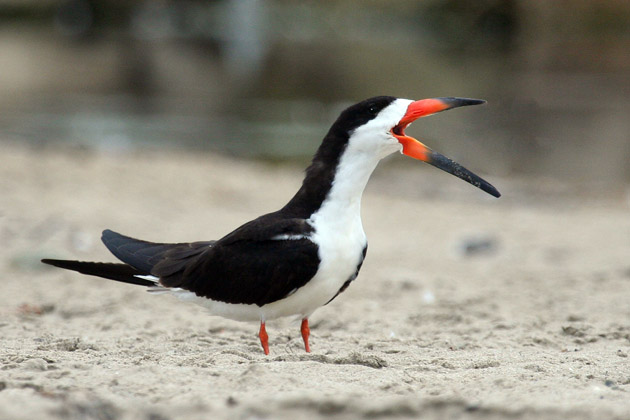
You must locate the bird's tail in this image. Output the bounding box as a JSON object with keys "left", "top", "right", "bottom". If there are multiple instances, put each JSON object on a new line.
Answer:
{"left": 41, "top": 259, "right": 158, "bottom": 287}
{"left": 42, "top": 229, "right": 213, "bottom": 287}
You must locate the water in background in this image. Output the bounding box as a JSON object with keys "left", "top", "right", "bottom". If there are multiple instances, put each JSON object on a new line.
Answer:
{"left": 1, "top": 0, "right": 629, "bottom": 188}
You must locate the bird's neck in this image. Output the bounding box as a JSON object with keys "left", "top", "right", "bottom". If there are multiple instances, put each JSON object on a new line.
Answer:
{"left": 282, "top": 135, "right": 380, "bottom": 220}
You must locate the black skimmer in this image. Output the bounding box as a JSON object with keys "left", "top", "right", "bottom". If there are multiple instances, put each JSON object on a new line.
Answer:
{"left": 42, "top": 96, "right": 500, "bottom": 355}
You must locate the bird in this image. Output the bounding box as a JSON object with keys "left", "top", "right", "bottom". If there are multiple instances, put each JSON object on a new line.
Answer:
{"left": 42, "top": 96, "right": 500, "bottom": 355}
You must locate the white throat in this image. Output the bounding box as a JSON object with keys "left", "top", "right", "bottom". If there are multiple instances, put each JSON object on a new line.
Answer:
{"left": 309, "top": 98, "right": 412, "bottom": 229}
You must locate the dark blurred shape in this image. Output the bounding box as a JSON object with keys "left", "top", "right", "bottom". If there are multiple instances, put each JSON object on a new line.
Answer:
{"left": 457, "top": 236, "right": 498, "bottom": 257}
{"left": 55, "top": 0, "right": 94, "bottom": 37}
{"left": 421, "top": 0, "right": 519, "bottom": 53}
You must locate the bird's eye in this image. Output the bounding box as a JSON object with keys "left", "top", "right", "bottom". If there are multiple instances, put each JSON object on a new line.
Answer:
{"left": 368, "top": 106, "right": 377, "bottom": 115}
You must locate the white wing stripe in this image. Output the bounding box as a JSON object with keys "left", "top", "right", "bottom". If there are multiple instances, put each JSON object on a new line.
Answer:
{"left": 270, "top": 234, "right": 309, "bottom": 241}
{"left": 134, "top": 274, "right": 159, "bottom": 282}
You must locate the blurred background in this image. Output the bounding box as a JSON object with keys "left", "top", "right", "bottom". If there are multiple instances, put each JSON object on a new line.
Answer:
{"left": 1, "top": 0, "right": 629, "bottom": 190}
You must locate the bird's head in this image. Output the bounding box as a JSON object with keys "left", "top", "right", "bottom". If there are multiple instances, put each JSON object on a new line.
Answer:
{"left": 336, "top": 96, "right": 500, "bottom": 198}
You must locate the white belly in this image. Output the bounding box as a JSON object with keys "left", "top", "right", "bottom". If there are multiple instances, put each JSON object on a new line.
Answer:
{"left": 170, "top": 224, "right": 366, "bottom": 322}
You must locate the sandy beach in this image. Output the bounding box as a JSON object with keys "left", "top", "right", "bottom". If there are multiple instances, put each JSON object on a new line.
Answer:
{"left": 1, "top": 143, "right": 629, "bottom": 420}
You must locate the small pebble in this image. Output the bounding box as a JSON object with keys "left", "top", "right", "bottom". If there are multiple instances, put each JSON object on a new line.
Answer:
{"left": 22, "top": 358, "right": 48, "bottom": 371}
{"left": 457, "top": 235, "right": 498, "bottom": 257}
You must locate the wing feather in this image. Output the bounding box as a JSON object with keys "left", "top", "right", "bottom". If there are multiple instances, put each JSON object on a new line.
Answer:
{"left": 156, "top": 214, "right": 320, "bottom": 306}
{"left": 101, "top": 229, "right": 213, "bottom": 273}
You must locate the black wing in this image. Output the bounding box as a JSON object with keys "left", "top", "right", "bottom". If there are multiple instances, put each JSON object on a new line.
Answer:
{"left": 156, "top": 214, "right": 321, "bottom": 307}
{"left": 44, "top": 215, "right": 320, "bottom": 307}
{"left": 101, "top": 229, "right": 214, "bottom": 273}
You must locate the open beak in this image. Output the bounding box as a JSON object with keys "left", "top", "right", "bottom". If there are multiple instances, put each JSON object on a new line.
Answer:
{"left": 391, "top": 97, "right": 500, "bottom": 198}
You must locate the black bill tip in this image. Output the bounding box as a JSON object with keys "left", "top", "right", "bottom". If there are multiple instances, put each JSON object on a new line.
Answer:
{"left": 428, "top": 151, "right": 501, "bottom": 198}
{"left": 436, "top": 97, "right": 487, "bottom": 110}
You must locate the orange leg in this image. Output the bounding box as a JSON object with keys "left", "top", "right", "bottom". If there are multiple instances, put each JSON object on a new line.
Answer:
{"left": 301, "top": 318, "right": 311, "bottom": 353}
{"left": 259, "top": 321, "right": 269, "bottom": 355}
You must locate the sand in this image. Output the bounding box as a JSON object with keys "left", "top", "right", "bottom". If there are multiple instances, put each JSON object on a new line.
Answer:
{"left": 1, "top": 143, "right": 629, "bottom": 420}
